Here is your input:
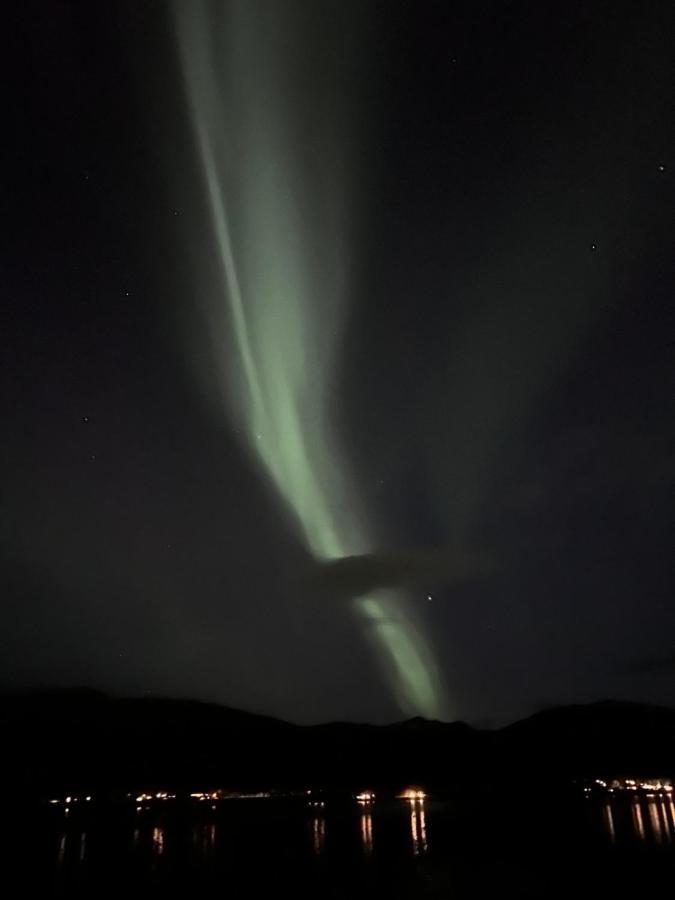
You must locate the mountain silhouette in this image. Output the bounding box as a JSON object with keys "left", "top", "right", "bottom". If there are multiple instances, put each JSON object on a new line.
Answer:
{"left": 3, "top": 689, "right": 674, "bottom": 802}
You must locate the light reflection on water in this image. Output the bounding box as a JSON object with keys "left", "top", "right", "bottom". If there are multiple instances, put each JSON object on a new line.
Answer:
{"left": 50, "top": 790, "right": 675, "bottom": 883}
{"left": 57, "top": 833, "right": 66, "bottom": 866}
{"left": 632, "top": 798, "right": 646, "bottom": 841}
{"left": 311, "top": 815, "right": 325, "bottom": 855}
{"left": 647, "top": 797, "right": 669, "bottom": 845}
{"left": 152, "top": 826, "right": 165, "bottom": 856}
{"left": 360, "top": 810, "right": 373, "bottom": 855}
{"left": 193, "top": 822, "right": 217, "bottom": 855}
{"left": 663, "top": 805, "right": 672, "bottom": 843}
{"left": 409, "top": 798, "right": 428, "bottom": 856}
{"left": 56, "top": 830, "right": 87, "bottom": 866}
{"left": 602, "top": 795, "right": 675, "bottom": 845}
{"left": 602, "top": 801, "right": 615, "bottom": 843}
{"left": 51, "top": 796, "right": 430, "bottom": 870}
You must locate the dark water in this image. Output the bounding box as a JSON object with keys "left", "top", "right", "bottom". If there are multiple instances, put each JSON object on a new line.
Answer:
{"left": 11, "top": 792, "right": 675, "bottom": 898}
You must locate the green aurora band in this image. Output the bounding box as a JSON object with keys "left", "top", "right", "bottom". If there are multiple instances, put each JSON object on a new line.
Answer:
{"left": 174, "top": 1, "right": 444, "bottom": 718}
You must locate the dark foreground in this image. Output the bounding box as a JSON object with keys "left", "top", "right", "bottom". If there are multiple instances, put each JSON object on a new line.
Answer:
{"left": 11, "top": 790, "right": 675, "bottom": 898}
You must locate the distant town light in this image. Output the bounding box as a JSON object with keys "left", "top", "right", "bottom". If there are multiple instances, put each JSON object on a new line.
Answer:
{"left": 397, "top": 788, "right": 426, "bottom": 801}
{"left": 585, "top": 778, "right": 673, "bottom": 795}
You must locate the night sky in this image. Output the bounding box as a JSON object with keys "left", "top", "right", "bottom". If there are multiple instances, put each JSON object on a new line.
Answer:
{"left": 4, "top": 1, "right": 674, "bottom": 725}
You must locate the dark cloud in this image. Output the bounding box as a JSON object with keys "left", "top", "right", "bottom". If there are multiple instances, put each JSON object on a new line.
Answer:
{"left": 313, "top": 548, "right": 493, "bottom": 600}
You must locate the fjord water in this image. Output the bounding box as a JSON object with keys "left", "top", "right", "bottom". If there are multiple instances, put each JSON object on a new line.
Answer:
{"left": 18, "top": 793, "right": 675, "bottom": 898}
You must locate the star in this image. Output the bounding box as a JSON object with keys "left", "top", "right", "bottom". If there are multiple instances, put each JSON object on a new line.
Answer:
{"left": 590, "top": 243, "right": 597, "bottom": 251}
{"left": 82, "top": 415, "right": 90, "bottom": 423}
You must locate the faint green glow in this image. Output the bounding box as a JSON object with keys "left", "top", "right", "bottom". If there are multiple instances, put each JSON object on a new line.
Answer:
{"left": 174, "top": 0, "right": 444, "bottom": 718}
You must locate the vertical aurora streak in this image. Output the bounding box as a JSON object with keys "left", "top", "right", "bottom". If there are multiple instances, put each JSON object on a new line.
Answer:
{"left": 173, "top": 0, "right": 444, "bottom": 718}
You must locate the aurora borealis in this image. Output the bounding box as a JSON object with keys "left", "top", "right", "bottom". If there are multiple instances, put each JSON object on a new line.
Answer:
{"left": 174, "top": 0, "right": 442, "bottom": 717}
{"left": 3, "top": 1, "right": 675, "bottom": 726}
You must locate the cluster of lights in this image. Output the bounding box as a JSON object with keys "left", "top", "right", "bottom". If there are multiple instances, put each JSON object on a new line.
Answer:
{"left": 225, "top": 791, "right": 272, "bottom": 799}
{"left": 189, "top": 790, "right": 273, "bottom": 801}
{"left": 584, "top": 778, "right": 674, "bottom": 797}
{"left": 49, "top": 787, "right": 430, "bottom": 809}
{"left": 190, "top": 791, "right": 222, "bottom": 801}
{"left": 397, "top": 788, "right": 427, "bottom": 801}
{"left": 135, "top": 791, "right": 176, "bottom": 803}
{"left": 587, "top": 778, "right": 674, "bottom": 796}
